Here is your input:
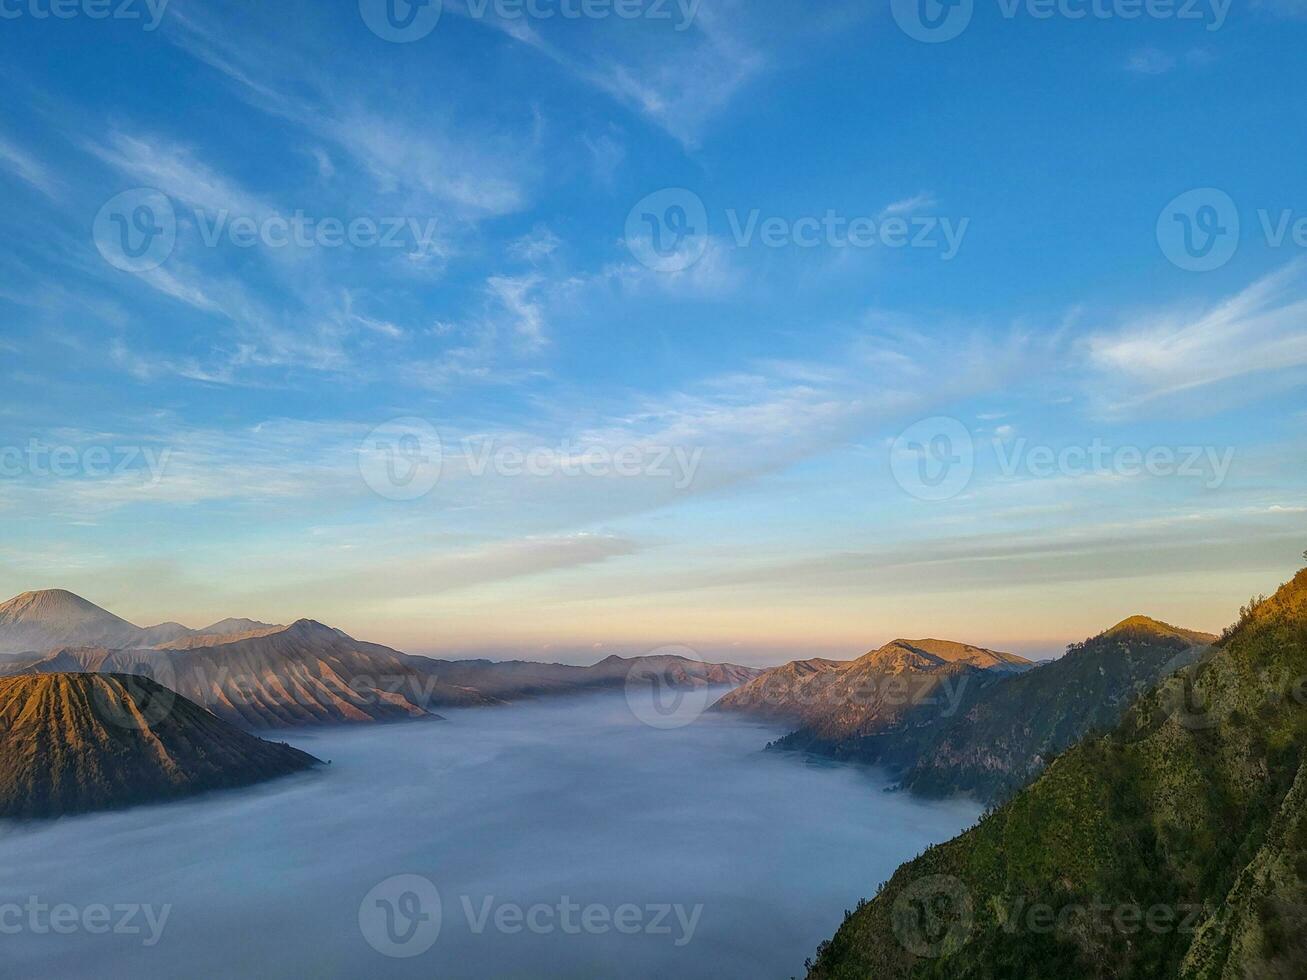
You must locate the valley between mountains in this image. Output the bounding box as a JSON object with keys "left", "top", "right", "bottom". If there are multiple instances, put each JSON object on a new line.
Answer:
{"left": 3, "top": 567, "right": 1306, "bottom": 980}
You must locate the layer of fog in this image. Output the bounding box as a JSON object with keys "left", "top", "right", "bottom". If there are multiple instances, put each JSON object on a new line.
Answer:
{"left": 0, "top": 691, "right": 979, "bottom": 979}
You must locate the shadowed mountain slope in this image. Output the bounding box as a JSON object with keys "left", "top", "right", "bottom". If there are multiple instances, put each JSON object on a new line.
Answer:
{"left": 0, "top": 673, "right": 318, "bottom": 819}
{"left": 782, "top": 616, "right": 1217, "bottom": 804}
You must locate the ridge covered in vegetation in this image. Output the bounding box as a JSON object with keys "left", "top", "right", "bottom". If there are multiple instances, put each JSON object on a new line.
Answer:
{"left": 807, "top": 568, "right": 1307, "bottom": 979}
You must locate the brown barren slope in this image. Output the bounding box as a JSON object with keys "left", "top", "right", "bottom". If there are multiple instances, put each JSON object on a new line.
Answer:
{"left": 0, "top": 673, "right": 319, "bottom": 819}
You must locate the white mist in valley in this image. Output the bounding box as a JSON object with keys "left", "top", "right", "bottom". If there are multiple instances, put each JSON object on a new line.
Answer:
{"left": 0, "top": 692, "right": 979, "bottom": 979}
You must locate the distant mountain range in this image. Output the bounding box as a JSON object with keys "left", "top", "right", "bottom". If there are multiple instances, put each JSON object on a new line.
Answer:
{"left": 0, "top": 590, "right": 762, "bottom": 730}
{"left": 0, "top": 589, "right": 273, "bottom": 654}
{"left": 807, "top": 569, "right": 1307, "bottom": 979}
{"left": 0, "top": 673, "right": 318, "bottom": 819}
{"left": 714, "top": 638, "right": 1032, "bottom": 742}
{"left": 739, "top": 619, "right": 1215, "bottom": 805}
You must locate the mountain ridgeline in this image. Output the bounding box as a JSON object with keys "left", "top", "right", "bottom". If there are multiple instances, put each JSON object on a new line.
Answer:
{"left": 807, "top": 568, "right": 1307, "bottom": 979}
{"left": 0, "top": 590, "right": 762, "bottom": 731}
{"left": 0, "top": 673, "right": 319, "bottom": 819}
{"left": 713, "top": 639, "right": 1032, "bottom": 741}
{"left": 750, "top": 618, "right": 1216, "bottom": 805}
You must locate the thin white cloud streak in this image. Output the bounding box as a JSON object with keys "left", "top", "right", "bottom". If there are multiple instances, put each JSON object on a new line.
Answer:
{"left": 445, "top": 0, "right": 766, "bottom": 147}
{"left": 1087, "top": 260, "right": 1307, "bottom": 411}
{"left": 0, "top": 134, "right": 60, "bottom": 200}
{"left": 165, "top": 6, "right": 531, "bottom": 218}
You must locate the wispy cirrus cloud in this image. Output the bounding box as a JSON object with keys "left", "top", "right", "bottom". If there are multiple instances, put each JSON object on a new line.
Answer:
{"left": 0, "top": 133, "right": 60, "bottom": 201}
{"left": 446, "top": 0, "right": 766, "bottom": 147}
{"left": 1087, "top": 261, "right": 1307, "bottom": 412}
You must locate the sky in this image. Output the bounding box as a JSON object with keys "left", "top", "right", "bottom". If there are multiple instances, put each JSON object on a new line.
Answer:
{"left": 0, "top": 0, "right": 1304, "bottom": 665}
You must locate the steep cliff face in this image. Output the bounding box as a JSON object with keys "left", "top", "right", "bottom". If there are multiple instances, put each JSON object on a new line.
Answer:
{"left": 0, "top": 673, "right": 319, "bottom": 819}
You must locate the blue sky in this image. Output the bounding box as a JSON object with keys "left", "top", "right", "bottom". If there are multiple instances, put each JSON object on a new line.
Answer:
{"left": 1, "top": 0, "right": 1305, "bottom": 663}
